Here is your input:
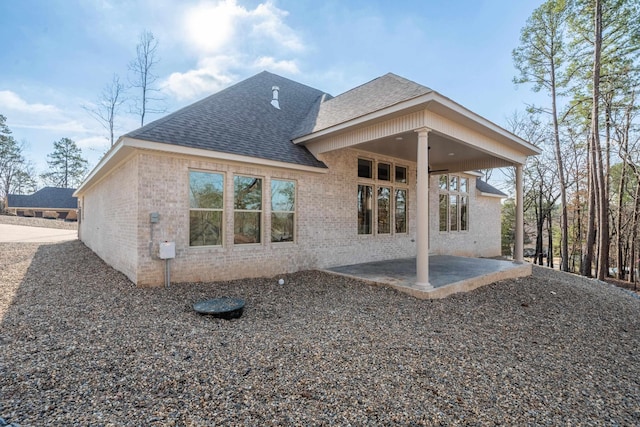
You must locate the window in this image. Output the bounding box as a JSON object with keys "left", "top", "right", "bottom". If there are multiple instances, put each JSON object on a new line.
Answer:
{"left": 357, "top": 185, "right": 373, "bottom": 234}
{"left": 234, "top": 175, "right": 262, "bottom": 244}
{"left": 449, "top": 175, "right": 459, "bottom": 192}
{"left": 439, "top": 174, "right": 469, "bottom": 232}
{"left": 357, "top": 158, "right": 408, "bottom": 236}
{"left": 460, "top": 177, "right": 468, "bottom": 193}
{"left": 358, "top": 159, "right": 373, "bottom": 179}
{"left": 449, "top": 195, "right": 458, "bottom": 231}
{"left": 189, "top": 171, "right": 224, "bottom": 246}
{"left": 439, "top": 194, "right": 448, "bottom": 232}
{"left": 395, "top": 189, "right": 407, "bottom": 233}
{"left": 377, "top": 187, "right": 391, "bottom": 233}
{"left": 378, "top": 163, "right": 391, "bottom": 181}
{"left": 271, "top": 179, "right": 295, "bottom": 242}
{"left": 439, "top": 175, "right": 448, "bottom": 190}
{"left": 460, "top": 195, "right": 468, "bottom": 231}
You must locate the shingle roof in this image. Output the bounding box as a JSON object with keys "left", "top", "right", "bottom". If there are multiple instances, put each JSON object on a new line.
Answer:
{"left": 7, "top": 187, "right": 77, "bottom": 209}
{"left": 476, "top": 179, "right": 507, "bottom": 197}
{"left": 126, "top": 71, "right": 327, "bottom": 168}
{"left": 294, "top": 73, "right": 432, "bottom": 137}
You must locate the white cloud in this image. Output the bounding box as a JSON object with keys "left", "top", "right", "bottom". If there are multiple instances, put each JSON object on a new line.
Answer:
{"left": 163, "top": 0, "right": 305, "bottom": 101}
{"left": 253, "top": 56, "right": 299, "bottom": 74}
{"left": 0, "top": 91, "right": 60, "bottom": 114}
{"left": 250, "top": 2, "right": 303, "bottom": 52}
{"left": 75, "top": 135, "right": 110, "bottom": 151}
{"left": 162, "top": 56, "right": 238, "bottom": 101}
{"left": 11, "top": 120, "right": 90, "bottom": 134}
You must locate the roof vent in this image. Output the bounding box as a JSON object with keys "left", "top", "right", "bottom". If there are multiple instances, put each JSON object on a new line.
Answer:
{"left": 271, "top": 86, "right": 280, "bottom": 109}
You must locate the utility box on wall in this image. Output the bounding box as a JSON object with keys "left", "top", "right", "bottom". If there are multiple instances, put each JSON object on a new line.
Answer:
{"left": 159, "top": 241, "right": 176, "bottom": 259}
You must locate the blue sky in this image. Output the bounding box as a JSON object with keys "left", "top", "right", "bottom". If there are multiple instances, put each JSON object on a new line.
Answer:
{"left": 0, "top": 0, "right": 545, "bottom": 174}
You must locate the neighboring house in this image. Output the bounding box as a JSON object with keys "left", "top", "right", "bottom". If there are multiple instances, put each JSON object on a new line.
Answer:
{"left": 75, "top": 71, "right": 540, "bottom": 287}
{"left": 6, "top": 187, "right": 78, "bottom": 220}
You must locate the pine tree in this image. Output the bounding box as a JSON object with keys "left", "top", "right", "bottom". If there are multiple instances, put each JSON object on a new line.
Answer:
{"left": 40, "top": 138, "right": 88, "bottom": 188}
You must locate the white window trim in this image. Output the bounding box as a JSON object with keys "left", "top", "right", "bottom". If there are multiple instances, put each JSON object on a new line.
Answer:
{"left": 271, "top": 178, "right": 297, "bottom": 244}
{"left": 233, "top": 174, "right": 264, "bottom": 245}
{"left": 188, "top": 169, "right": 226, "bottom": 248}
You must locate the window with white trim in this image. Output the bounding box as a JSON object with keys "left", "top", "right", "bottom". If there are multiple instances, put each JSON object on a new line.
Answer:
{"left": 271, "top": 179, "right": 295, "bottom": 242}
{"left": 357, "top": 158, "right": 408, "bottom": 235}
{"left": 439, "top": 174, "right": 469, "bottom": 232}
{"left": 189, "top": 171, "right": 224, "bottom": 246}
{"left": 357, "top": 184, "right": 373, "bottom": 234}
{"left": 234, "top": 175, "right": 262, "bottom": 244}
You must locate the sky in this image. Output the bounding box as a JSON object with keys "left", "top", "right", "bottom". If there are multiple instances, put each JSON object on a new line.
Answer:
{"left": 0, "top": 0, "right": 547, "bottom": 176}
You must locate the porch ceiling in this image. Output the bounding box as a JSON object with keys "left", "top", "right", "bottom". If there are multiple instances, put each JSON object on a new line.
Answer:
{"left": 353, "top": 130, "right": 515, "bottom": 173}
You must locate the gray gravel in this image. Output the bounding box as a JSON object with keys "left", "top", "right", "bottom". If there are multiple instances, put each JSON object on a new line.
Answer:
{"left": 1, "top": 241, "right": 639, "bottom": 426}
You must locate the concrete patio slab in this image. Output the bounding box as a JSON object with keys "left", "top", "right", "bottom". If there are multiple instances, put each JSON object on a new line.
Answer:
{"left": 324, "top": 255, "right": 532, "bottom": 299}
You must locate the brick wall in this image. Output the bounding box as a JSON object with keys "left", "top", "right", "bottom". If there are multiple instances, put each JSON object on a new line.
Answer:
{"left": 429, "top": 174, "right": 503, "bottom": 258}
{"left": 79, "top": 156, "right": 139, "bottom": 282}
{"left": 80, "top": 148, "right": 503, "bottom": 286}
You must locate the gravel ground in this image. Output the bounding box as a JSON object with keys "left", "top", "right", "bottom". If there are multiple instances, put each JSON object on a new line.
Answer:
{"left": 1, "top": 241, "right": 639, "bottom": 426}
{"left": 0, "top": 215, "right": 77, "bottom": 230}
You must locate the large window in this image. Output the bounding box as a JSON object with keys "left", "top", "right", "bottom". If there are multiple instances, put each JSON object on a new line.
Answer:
{"left": 439, "top": 174, "right": 469, "bottom": 232}
{"left": 234, "top": 175, "right": 262, "bottom": 244}
{"left": 271, "top": 179, "right": 295, "bottom": 242}
{"left": 189, "top": 171, "right": 224, "bottom": 246}
{"left": 357, "top": 158, "right": 408, "bottom": 235}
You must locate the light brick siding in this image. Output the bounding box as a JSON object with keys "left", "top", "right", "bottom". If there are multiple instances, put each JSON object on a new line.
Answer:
{"left": 79, "top": 155, "right": 139, "bottom": 282}
{"left": 429, "top": 173, "right": 502, "bottom": 258}
{"left": 80, "top": 149, "right": 502, "bottom": 286}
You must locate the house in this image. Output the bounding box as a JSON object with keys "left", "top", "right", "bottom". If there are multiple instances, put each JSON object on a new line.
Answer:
{"left": 74, "top": 71, "right": 540, "bottom": 287}
{"left": 6, "top": 187, "right": 78, "bottom": 220}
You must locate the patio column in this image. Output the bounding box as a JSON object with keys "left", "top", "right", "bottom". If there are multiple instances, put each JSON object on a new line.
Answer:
{"left": 514, "top": 163, "right": 524, "bottom": 264}
{"left": 416, "top": 127, "right": 432, "bottom": 288}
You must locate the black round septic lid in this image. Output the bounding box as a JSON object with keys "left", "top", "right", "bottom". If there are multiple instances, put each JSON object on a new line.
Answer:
{"left": 193, "top": 297, "right": 245, "bottom": 319}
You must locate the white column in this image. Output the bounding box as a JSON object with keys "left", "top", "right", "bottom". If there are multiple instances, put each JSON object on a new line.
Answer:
{"left": 416, "top": 127, "right": 432, "bottom": 288}
{"left": 514, "top": 163, "right": 524, "bottom": 264}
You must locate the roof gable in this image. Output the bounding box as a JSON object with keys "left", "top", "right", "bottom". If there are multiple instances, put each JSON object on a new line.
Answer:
{"left": 126, "top": 71, "right": 328, "bottom": 168}
{"left": 7, "top": 187, "right": 77, "bottom": 209}
{"left": 294, "top": 73, "right": 432, "bottom": 137}
{"left": 476, "top": 179, "right": 507, "bottom": 197}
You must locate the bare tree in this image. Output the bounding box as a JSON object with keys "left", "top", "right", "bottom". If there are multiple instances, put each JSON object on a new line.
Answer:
{"left": 84, "top": 74, "right": 126, "bottom": 146}
{"left": 129, "top": 30, "right": 165, "bottom": 126}
{"left": 0, "top": 115, "right": 34, "bottom": 208}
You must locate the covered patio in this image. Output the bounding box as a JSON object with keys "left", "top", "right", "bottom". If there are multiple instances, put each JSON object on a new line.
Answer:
{"left": 295, "top": 75, "right": 541, "bottom": 290}
{"left": 325, "top": 255, "right": 533, "bottom": 299}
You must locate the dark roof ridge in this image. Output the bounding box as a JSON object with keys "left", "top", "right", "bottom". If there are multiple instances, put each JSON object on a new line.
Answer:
{"left": 126, "top": 71, "right": 271, "bottom": 139}
{"left": 124, "top": 71, "right": 328, "bottom": 168}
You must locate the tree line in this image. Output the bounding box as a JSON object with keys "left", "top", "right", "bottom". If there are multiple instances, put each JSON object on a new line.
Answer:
{"left": 503, "top": 0, "right": 640, "bottom": 283}
{"left": 0, "top": 30, "right": 163, "bottom": 210}
{"left": 0, "top": 114, "right": 88, "bottom": 205}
